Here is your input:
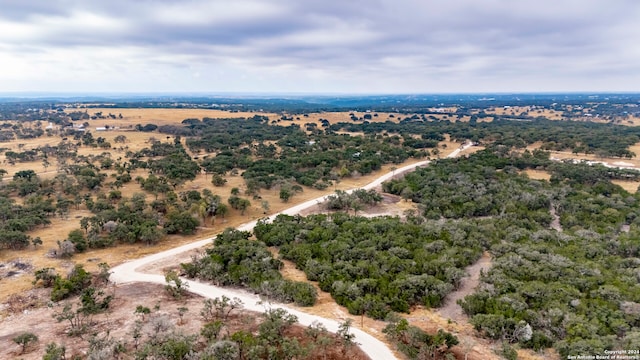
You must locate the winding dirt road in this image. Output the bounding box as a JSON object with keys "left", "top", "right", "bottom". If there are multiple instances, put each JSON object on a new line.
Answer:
{"left": 110, "top": 144, "right": 473, "bottom": 360}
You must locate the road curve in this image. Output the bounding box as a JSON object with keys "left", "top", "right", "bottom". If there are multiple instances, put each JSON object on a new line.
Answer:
{"left": 110, "top": 144, "right": 472, "bottom": 360}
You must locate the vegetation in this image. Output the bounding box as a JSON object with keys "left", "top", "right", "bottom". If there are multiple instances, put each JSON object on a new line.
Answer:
{"left": 13, "top": 332, "right": 38, "bottom": 354}
{"left": 184, "top": 228, "right": 318, "bottom": 306}
{"left": 5, "top": 97, "right": 640, "bottom": 357}
{"left": 254, "top": 213, "right": 480, "bottom": 319}
{"left": 385, "top": 148, "right": 640, "bottom": 355}
{"left": 384, "top": 317, "right": 458, "bottom": 359}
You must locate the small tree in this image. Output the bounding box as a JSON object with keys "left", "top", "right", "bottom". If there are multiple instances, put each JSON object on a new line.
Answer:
{"left": 53, "top": 303, "right": 88, "bottom": 336}
{"left": 43, "top": 342, "right": 66, "bottom": 360}
{"left": 261, "top": 200, "right": 270, "bottom": 214}
{"left": 201, "top": 320, "right": 225, "bottom": 342}
{"left": 32, "top": 236, "right": 43, "bottom": 249}
{"left": 13, "top": 332, "right": 38, "bottom": 354}
{"left": 135, "top": 305, "right": 151, "bottom": 321}
{"left": 177, "top": 306, "right": 189, "bottom": 325}
{"left": 165, "top": 270, "right": 189, "bottom": 299}
{"left": 279, "top": 188, "right": 292, "bottom": 203}
{"left": 201, "top": 296, "right": 244, "bottom": 322}
{"left": 337, "top": 319, "right": 358, "bottom": 354}
{"left": 33, "top": 267, "right": 59, "bottom": 287}
{"left": 212, "top": 174, "right": 227, "bottom": 187}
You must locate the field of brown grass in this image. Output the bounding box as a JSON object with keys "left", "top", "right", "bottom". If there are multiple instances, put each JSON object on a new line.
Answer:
{"left": 485, "top": 106, "right": 564, "bottom": 120}
{"left": 65, "top": 107, "right": 279, "bottom": 127}
{"left": 523, "top": 169, "right": 552, "bottom": 181}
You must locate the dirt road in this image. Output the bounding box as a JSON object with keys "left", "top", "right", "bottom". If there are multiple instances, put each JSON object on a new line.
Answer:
{"left": 110, "top": 144, "right": 474, "bottom": 360}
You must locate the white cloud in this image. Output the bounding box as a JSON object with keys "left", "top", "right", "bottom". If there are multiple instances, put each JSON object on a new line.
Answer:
{"left": 0, "top": 0, "right": 638, "bottom": 93}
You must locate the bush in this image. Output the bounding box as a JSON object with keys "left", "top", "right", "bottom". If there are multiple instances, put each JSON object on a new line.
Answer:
{"left": 13, "top": 332, "right": 38, "bottom": 354}
{"left": 51, "top": 265, "right": 91, "bottom": 301}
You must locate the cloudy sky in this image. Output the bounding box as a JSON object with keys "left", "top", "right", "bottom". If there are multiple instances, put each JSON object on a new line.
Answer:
{"left": 0, "top": 0, "right": 639, "bottom": 94}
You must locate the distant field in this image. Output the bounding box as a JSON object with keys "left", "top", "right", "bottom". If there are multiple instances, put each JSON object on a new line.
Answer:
{"left": 65, "top": 107, "right": 279, "bottom": 127}
{"left": 485, "top": 106, "right": 564, "bottom": 120}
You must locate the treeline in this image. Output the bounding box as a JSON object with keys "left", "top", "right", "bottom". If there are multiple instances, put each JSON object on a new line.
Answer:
{"left": 330, "top": 117, "right": 640, "bottom": 158}
{"left": 384, "top": 148, "right": 640, "bottom": 356}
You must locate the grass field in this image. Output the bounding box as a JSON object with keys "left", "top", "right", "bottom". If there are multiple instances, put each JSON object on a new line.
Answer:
{"left": 485, "top": 106, "right": 564, "bottom": 120}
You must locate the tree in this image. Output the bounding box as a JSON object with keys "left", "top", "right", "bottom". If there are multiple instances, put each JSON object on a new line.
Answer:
{"left": 177, "top": 306, "right": 189, "bottom": 325}
{"left": 140, "top": 225, "right": 165, "bottom": 245}
{"left": 42, "top": 157, "right": 51, "bottom": 172}
{"left": 164, "top": 210, "right": 199, "bottom": 235}
{"left": 201, "top": 321, "right": 225, "bottom": 342}
{"left": 261, "top": 200, "right": 270, "bottom": 214}
{"left": 135, "top": 305, "right": 151, "bottom": 321}
{"left": 33, "top": 267, "right": 58, "bottom": 287}
{"left": 216, "top": 203, "right": 229, "bottom": 219}
{"left": 53, "top": 303, "right": 89, "bottom": 336}
{"left": 13, "top": 332, "right": 38, "bottom": 354}
{"left": 337, "top": 319, "right": 357, "bottom": 354}
{"left": 279, "top": 188, "right": 292, "bottom": 202}
{"left": 212, "top": 174, "right": 227, "bottom": 187}
{"left": 201, "top": 296, "right": 244, "bottom": 322}
{"left": 237, "top": 198, "right": 251, "bottom": 215}
{"left": 32, "top": 236, "right": 43, "bottom": 248}
{"left": 228, "top": 195, "right": 250, "bottom": 215}
{"left": 42, "top": 342, "right": 66, "bottom": 360}
{"left": 67, "top": 229, "right": 87, "bottom": 252}
{"left": 165, "top": 270, "right": 189, "bottom": 299}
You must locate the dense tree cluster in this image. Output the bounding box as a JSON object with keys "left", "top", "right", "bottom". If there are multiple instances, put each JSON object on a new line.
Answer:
{"left": 331, "top": 117, "right": 640, "bottom": 158}
{"left": 254, "top": 213, "right": 481, "bottom": 319}
{"left": 385, "top": 149, "right": 640, "bottom": 355}
{"left": 180, "top": 116, "right": 424, "bottom": 190}
{"left": 324, "top": 189, "right": 383, "bottom": 214}
{"left": 184, "top": 228, "right": 318, "bottom": 306}
{"left": 0, "top": 191, "right": 53, "bottom": 250}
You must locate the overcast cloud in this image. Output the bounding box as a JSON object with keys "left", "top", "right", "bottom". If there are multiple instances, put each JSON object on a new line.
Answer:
{"left": 0, "top": 0, "right": 638, "bottom": 94}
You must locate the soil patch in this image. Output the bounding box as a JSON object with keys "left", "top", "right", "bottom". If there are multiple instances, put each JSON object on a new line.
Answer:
{"left": 436, "top": 252, "right": 492, "bottom": 323}
{"left": 0, "top": 282, "right": 369, "bottom": 360}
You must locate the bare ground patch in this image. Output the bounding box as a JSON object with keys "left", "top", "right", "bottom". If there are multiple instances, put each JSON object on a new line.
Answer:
{"left": 0, "top": 282, "right": 370, "bottom": 360}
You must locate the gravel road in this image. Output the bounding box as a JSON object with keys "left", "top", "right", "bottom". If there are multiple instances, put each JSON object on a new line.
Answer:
{"left": 110, "top": 143, "right": 473, "bottom": 360}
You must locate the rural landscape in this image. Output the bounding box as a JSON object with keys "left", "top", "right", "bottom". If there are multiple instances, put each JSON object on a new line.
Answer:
{"left": 2, "top": 0, "right": 640, "bottom": 359}
{"left": 0, "top": 94, "right": 639, "bottom": 359}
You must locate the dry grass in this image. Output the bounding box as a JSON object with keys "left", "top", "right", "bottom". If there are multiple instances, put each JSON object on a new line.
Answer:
{"left": 65, "top": 108, "right": 279, "bottom": 127}
{"left": 485, "top": 106, "right": 564, "bottom": 120}
{"left": 523, "top": 169, "right": 552, "bottom": 181}
{"left": 525, "top": 142, "right": 640, "bottom": 169}
{"left": 621, "top": 116, "right": 640, "bottom": 126}
{"left": 612, "top": 180, "right": 640, "bottom": 193}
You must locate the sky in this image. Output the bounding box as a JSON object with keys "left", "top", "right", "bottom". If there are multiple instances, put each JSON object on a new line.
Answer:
{"left": 0, "top": 0, "right": 639, "bottom": 94}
